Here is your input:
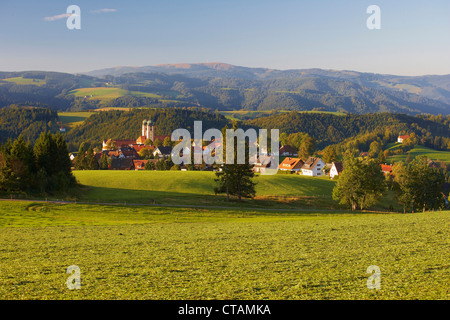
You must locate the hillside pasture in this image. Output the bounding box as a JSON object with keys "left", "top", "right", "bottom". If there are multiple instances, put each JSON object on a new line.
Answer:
{"left": 58, "top": 112, "right": 93, "bottom": 128}
{"left": 2, "top": 77, "right": 46, "bottom": 86}
{"left": 69, "top": 87, "right": 162, "bottom": 102}
{"left": 386, "top": 144, "right": 450, "bottom": 163}
{"left": 73, "top": 170, "right": 337, "bottom": 209}
{"left": 70, "top": 170, "right": 400, "bottom": 212}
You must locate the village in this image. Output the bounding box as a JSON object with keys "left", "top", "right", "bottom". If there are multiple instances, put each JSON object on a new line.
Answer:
{"left": 74, "top": 119, "right": 424, "bottom": 180}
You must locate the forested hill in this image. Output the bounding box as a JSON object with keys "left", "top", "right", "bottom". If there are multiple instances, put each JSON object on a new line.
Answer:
{"left": 0, "top": 107, "right": 59, "bottom": 143}
{"left": 243, "top": 111, "right": 450, "bottom": 150}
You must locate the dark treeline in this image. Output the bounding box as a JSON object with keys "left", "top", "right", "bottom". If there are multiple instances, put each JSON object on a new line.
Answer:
{"left": 0, "top": 106, "right": 59, "bottom": 144}
{"left": 0, "top": 132, "right": 76, "bottom": 195}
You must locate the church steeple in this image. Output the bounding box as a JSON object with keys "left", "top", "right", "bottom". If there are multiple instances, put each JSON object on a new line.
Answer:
{"left": 142, "top": 119, "right": 148, "bottom": 137}
{"left": 147, "top": 119, "right": 154, "bottom": 141}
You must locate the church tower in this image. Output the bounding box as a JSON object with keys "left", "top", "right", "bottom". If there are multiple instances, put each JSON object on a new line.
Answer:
{"left": 142, "top": 120, "right": 147, "bottom": 137}
{"left": 146, "top": 119, "right": 155, "bottom": 141}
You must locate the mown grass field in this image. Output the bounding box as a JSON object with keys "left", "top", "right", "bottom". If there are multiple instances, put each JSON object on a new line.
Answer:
{"left": 0, "top": 200, "right": 448, "bottom": 299}
{"left": 69, "top": 87, "right": 161, "bottom": 101}
{"left": 386, "top": 143, "right": 450, "bottom": 163}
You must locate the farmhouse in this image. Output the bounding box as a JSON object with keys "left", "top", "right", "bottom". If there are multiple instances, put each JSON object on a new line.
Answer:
{"left": 329, "top": 162, "right": 343, "bottom": 179}
{"left": 278, "top": 157, "right": 304, "bottom": 173}
{"left": 397, "top": 135, "right": 410, "bottom": 143}
{"left": 301, "top": 157, "right": 325, "bottom": 176}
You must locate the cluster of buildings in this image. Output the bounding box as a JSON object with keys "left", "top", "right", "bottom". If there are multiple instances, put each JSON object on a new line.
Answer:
{"left": 96, "top": 119, "right": 173, "bottom": 170}
{"left": 277, "top": 156, "right": 344, "bottom": 179}
{"left": 92, "top": 121, "right": 420, "bottom": 176}
{"left": 95, "top": 119, "right": 220, "bottom": 170}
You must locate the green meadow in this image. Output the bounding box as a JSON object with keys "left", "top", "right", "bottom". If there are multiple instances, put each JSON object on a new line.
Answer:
{"left": 58, "top": 112, "right": 93, "bottom": 128}
{"left": 0, "top": 200, "right": 448, "bottom": 299}
{"left": 72, "top": 171, "right": 338, "bottom": 210}
{"left": 386, "top": 143, "right": 450, "bottom": 163}
{"left": 69, "top": 87, "right": 162, "bottom": 101}
{"left": 71, "top": 170, "right": 402, "bottom": 212}
{"left": 2, "top": 77, "right": 46, "bottom": 86}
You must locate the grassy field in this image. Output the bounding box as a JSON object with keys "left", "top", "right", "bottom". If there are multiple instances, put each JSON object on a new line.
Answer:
{"left": 58, "top": 112, "right": 93, "bottom": 128}
{"left": 386, "top": 143, "right": 450, "bottom": 163}
{"left": 70, "top": 170, "right": 401, "bottom": 212}
{"left": 72, "top": 171, "right": 339, "bottom": 210}
{"left": 0, "top": 200, "right": 448, "bottom": 299}
{"left": 2, "top": 77, "right": 46, "bottom": 86}
{"left": 69, "top": 87, "right": 162, "bottom": 101}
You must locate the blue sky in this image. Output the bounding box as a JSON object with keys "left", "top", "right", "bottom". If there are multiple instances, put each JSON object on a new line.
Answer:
{"left": 0, "top": 0, "right": 449, "bottom": 75}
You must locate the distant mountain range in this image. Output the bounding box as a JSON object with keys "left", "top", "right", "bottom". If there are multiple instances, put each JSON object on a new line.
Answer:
{"left": 1, "top": 63, "right": 450, "bottom": 115}
{"left": 86, "top": 62, "right": 450, "bottom": 106}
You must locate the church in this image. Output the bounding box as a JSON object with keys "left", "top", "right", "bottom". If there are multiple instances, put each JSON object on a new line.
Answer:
{"left": 102, "top": 119, "right": 170, "bottom": 150}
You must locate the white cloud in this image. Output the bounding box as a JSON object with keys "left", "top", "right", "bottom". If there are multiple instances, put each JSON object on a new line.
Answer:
{"left": 90, "top": 8, "right": 117, "bottom": 14}
{"left": 44, "top": 13, "right": 75, "bottom": 22}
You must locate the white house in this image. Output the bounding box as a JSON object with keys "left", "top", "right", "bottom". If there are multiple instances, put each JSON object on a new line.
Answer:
{"left": 153, "top": 146, "right": 173, "bottom": 158}
{"left": 329, "top": 162, "right": 343, "bottom": 179}
{"left": 301, "top": 157, "right": 326, "bottom": 177}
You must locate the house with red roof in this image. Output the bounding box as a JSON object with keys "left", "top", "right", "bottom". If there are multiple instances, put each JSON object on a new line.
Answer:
{"left": 380, "top": 164, "right": 393, "bottom": 175}
{"left": 133, "top": 160, "right": 148, "bottom": 170}
{"left": 397, "top": 135, "right": 410, "bottom": 143}
{"left": 278, "top": 157, "right": 304, "bottom": 173}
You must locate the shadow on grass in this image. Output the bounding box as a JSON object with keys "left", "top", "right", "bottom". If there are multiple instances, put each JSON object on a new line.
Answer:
{"left": 72, "top": 185, "right": 342, "bottom": 210}
{"left": 2, "top": 185, "right": 402, "bottom": 214}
